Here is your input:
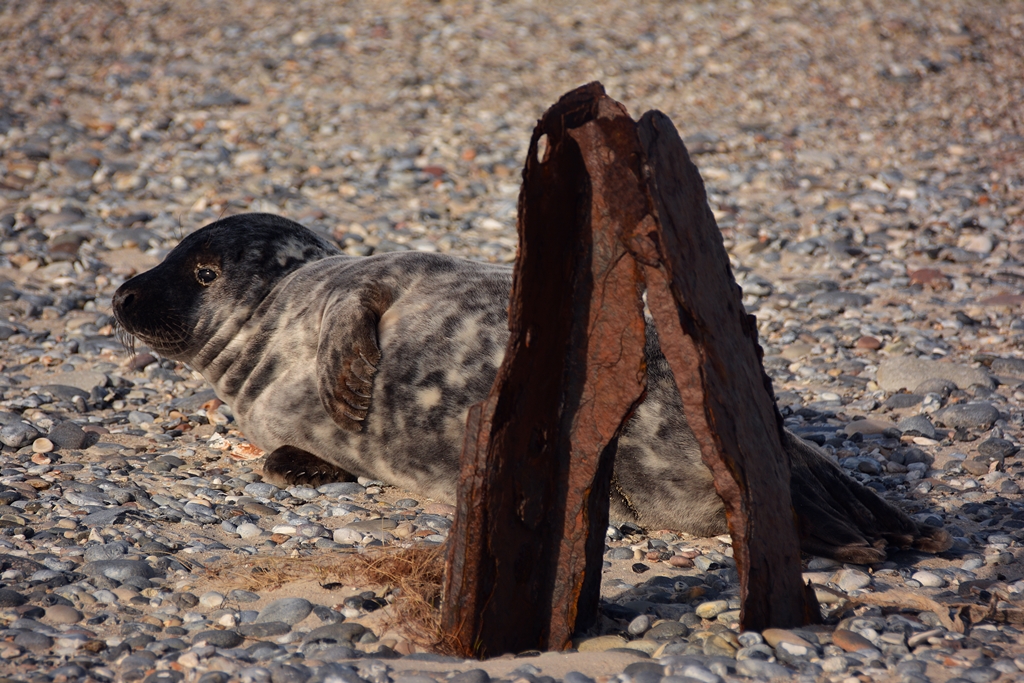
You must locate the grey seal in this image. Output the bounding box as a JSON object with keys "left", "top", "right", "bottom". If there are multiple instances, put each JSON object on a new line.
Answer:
{"left": 112, "top": 213, "right": 949, "bottom": 562}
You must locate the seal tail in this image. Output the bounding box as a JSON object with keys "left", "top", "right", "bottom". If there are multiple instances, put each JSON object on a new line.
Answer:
{"left": 783, "top": 430, "right": 952, "bottom": 564}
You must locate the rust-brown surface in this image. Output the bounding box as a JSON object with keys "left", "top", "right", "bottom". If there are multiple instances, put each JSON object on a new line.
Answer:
{"left": 630, "top": 111, "right": 817, "bottom": 629}
{"left": 443, "top": 83, "right": 817, "bottom": 657}
{"left": 441, "top": 83, "right": 648, "bottom": 657}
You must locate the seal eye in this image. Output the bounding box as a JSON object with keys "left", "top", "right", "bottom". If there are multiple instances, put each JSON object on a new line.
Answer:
{"left": 196, "top": 267, "right": 218, "bottom": 286}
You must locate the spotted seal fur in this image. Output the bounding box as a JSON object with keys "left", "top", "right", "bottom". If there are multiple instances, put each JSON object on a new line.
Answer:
{"left": 113, "top": 213, "right": 950, "bottom": 563}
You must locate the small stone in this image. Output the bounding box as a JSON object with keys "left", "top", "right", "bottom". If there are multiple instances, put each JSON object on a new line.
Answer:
{"left": 0, "top": 422, "right": 40, "bottom": 448}
{"left": 812, "top": 291, "right": 870, "bottom": 308}
{"left": 627, "top": 614, "right": 652, "bottom": 636}
{"left": 855, "top": 336, "right": 881, "bottom": 350}
{"left": 762, "top": 628, "right": 813, "bottom": 650}
{"left": 896, "top": 416, "right": 936, "bottom": 440}
{"left": 450, "top": 670, "right": 490, "bottom": 683}
{"left": 911, "top": 571, "right": 944, "bottom": 587}
{"left": 915, "top": 378, "right": 957, "bottom": 396}
{"left": 14, "top": 631, "right": 53, "bottom": 653}
{"left": 244, "top": 482, "right": 280, "bottom": 498}
{"left": 45, "top": 605, "right": 83, "bottom": 624}
{"left": 833, "top": 629, "right": 874, "bottom": 652}
{"left": 934, "top": 402, "right": 1000, "bottom": 430}
{"left": 735, "top": 659, "right": 791, "bottom": 680}
{"left": 978, "top": 438, "right": 1019, "bottom": 459}
{"left": 696, "top": 600, "right": 730, "bottom": 619}
{"left": 257, "top": 597, "right": 313, "bottom": 625}
{"left": 302, "top": 621, "right": 367, "bottom": 647}
{"left": 667, "top": 554, "right": 693, "bottom": 568}
{"left": 48, "top": 421, "right": 91, "bottom": 449}
{"left": 80, "top": 560, "right": 157, "bottom": 582}
{"left": 0, "top": 588, "right": 26, "bottom": 607}
{"left": 193, "top": 630, "right": 243, "bottom": 648}
{"left": 237, "top": 621, "right": 292, "bottom": 638}
{"left": 199, "top": 592, "right": 225, "bottom": 609}
{"left": 575, "top": 634, "right": 628, "bottom": 652}
{"left": 842, "top": 419, "right": 893, "bottom": 436}
{"left": 235, "top": 522, "right": 264, "bottom": 539}
{"left": 702, "top": 634, "right": 737, "bottom": 657}
{"left": 31, "top": 437, "right": 54, "bottom": 453}
{"left": 991, "top": 357, "right": 1024, "bottom": 379}
{"left": 833, "top": 568, "right": 871, "bottom": 592}
{"left": 877, "top": 357, "right": 994, "bottom": 392}
{"left": 647, "top": 621, "right": 689, "bottom": 640}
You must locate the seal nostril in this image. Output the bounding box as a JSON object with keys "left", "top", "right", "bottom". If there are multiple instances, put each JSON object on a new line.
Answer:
{"left": 114, "top": 290, "right": 135, "bottom": 312}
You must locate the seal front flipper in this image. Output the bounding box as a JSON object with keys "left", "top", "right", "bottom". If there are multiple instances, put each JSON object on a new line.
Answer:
{"left": 262, "top": 445, "right": 357, "bottom": 487}
{"left": 784, "top": 430, "right": 952, "bottom": 563}
{"left": 316, "top": 287, "right": 392, "bottom": 431}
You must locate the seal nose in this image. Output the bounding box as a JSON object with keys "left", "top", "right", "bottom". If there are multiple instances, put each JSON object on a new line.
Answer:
{"left": 112, "top": 287, "right": 135, "bottom": 316}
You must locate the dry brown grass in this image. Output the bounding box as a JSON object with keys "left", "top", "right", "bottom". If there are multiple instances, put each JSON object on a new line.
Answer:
{"left": 206, "top": 545, "right": 456, "bottom": 653}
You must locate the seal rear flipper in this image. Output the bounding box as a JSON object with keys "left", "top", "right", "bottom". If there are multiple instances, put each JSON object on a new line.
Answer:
{"left": 316, "top": 289, "right": 391, "bottom": 431}
{"left": 783, "top": 430, "right": 953, "bottom": 562}
{"left": 262, "top": 445, "right": 357, "bottom": 487}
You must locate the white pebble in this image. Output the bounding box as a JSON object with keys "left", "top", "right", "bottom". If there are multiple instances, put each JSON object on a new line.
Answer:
{"left": 911, "top": 571, "right": 944, "bottom": 587}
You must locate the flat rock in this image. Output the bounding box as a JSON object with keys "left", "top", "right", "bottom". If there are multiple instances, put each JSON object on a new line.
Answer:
{"left": 842, "top": 419, "right": 895, "bottom": 436}
{"left": 79, "top": 559, "right": 157, "bottom": 581}
{"left": 256, "top": 597, "right": 313, "bottom": 625}
{"left": 991, "top": 357, "right": 1024, "bottom": 379}
{"left": 934, "top": 402, "right": 1000, "bottom": 430}
{"left": 877, "top": 357, "right": 994, "bottom": 392}
{"left": 978, "top": 438, "right": 1019, "bottom": 459}
{"left": 833, "top": 629, "right": 874, "bottom": 652}
{"left": 32, "top": 370, "right": 108, "bottom": 393}
{"left": 897, "top": 415, "right": 937, "bottom": 439}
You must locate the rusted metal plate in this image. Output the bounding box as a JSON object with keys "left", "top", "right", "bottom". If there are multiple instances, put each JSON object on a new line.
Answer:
{"left": 443, "top": 84, "right": 816, "bottom": 657}
{"left": 441, "top": 83, "right": 648, "bottom": 657}
{"left": 630, "top": 110, "right": 816, "bottom": 629}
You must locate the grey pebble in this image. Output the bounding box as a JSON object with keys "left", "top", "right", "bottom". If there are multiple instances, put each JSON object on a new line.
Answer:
{"left": 735, "top": 659, "right": 792, "bottom": 679}
{"left": 256, "top": 597, "right": 313, "bottom": 625}
{"left": 0, "top": 421, "right": 40, "bottom": 448}
{"left": 84, "top": 541, "right": 130, "bottom": 562}
{"left": 628, "top": 614, "right": 652, "bottom": 635}
{"left": 935, "top": 402, "right": 1000, "bottom": 430}
{"left": 237, "top": 621, "right": 292, "bottom": 638}
{"left": 244, "top": 482, "right": 280, "bottom": 497}
{"left": 14, "top": 631, "right": 54, "bottom": 652}
{"left": 812, "top": 291, "right": 871, "bottom": 308}
{"left": 303, "top": 621, "right": 367, "bottom": 647}
{"left": 897, "top": 415, "right": 937, "bottom": 440}
{"left": 193, "top": 629, "right": 244, "bottom": 648}
{"left": 318, "top": 482, "right": 366, "bottom": 496}
{"left": 962, "top": 668, "right": 1001, "bottom": 683}
{"left": 990, "top": 357, "right": 1024, "bottom": 379}
{"left": 450, "top": 670, "right": 490, "bottom": 683}
{"left": 563, "top": 673, "right": 596, "bottom": 683}
{"left": 0, "top": 588, "right": 26, "bottom": 607}
{"left": 978, "top": 438, "right": 1019, "bottom": 459}
{"left": 877, "top": 357, "right": 994, "bottom": 392}
{"left": 79, "top": 559, "right": 157, "bottom": 581}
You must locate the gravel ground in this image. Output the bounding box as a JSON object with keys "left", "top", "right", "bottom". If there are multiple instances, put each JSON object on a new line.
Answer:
{"left": 2, "top": 1, "right": 1024, "bottom": 682}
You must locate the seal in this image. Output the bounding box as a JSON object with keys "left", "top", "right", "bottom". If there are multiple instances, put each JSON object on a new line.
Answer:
{"left": 113, "top": 213, "right": 949, "bottom": 563}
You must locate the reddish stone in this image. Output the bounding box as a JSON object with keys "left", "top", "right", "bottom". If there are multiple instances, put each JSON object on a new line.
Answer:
{"left": 833, "top": 629, "right": 875, "bottom": 652}
{"left": 908, "top": 268, "right": 948, "bottom": 286}
{"left": 855, "top": 336, "right": 881, "bottom": 350}
{"left": 668, "top": 555, "right": 694, "bottom": 568}
{"left": 981, "top": 293, "right": 1024, "bottom": 306}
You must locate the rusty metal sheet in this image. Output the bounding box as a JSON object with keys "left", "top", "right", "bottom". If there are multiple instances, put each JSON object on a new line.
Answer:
{"left": 441, "top": 83, "right": 648, "bottom": 657}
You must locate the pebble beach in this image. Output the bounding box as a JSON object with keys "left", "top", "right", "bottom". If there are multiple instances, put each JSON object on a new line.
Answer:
{"left": 2, "top": 1, "right": 1024, "bottom": 682}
